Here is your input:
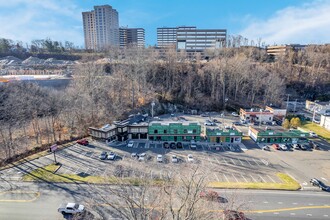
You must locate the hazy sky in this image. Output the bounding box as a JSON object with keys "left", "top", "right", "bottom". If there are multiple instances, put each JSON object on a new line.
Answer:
{"left": 0, "top": 0, "right": 329, "bottom": 48}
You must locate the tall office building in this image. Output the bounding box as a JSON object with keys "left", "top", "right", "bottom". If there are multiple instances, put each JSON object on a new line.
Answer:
{"left": 119, "top": 27, "right": 145, "bottom": 48}
{"left": 157, "top": 26, "right": 227, "bottom": 52}
{"left": 82, "top": 5, "right": 119, "bottom": 50}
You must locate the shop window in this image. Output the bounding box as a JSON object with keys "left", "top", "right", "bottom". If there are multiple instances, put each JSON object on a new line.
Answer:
{"left": 184, "top": 129, "right": 187, "bottom": 134}
{"left": 174, "top": 129, "right": 178, "bottom": 134}
{"left": 164, "top": 130, "right": 167, "bottom": 134}
{"left": 193, "top": 129, "right": 196, "bottom": 133}
{"left": 154, "top": 129, "right": 158, "bottom": 134}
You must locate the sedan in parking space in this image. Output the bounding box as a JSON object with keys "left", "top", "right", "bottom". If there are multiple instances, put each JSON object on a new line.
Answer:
{"left": 300, "top": 144, "right": 308, "bottom": 151}
{"left": 187, "top": 154, "right": 194, "bottom": 162}
{"left": 138, "top": 153, "right": 146, "bottom": 161}
{"left": 204, "top": 120, "right": 215, "bottom": 126}
{"left": 309, "top": 132, "right": 318, "bottom": 138}
{"left": 99, "top": 152, "right": 108, "bottom": 160}
{"left": 127, "top": 140, "right": 134, "bottom": 148}
{"left": 131, "top": 152, "right": 138, "bottom": 158}
{"left": 262, "top": 146, "right": 270, "bottom": 151}
{"left": 157, "top": 154, "right": 163, "bottom": 163}
{"left": 170, "top": 142, "right": 177, "bottom": 149}
{"left": 76, "top": 139, "right": 89, "bottom": 146}
{"left": 107, "top": 152, "right": 116, "bottom": 160}
{"left": 279, "top": 144, "right": 287, "bottom": 151}
{"left": 176, "top": 142, "right": 183, "bottom": 148}
{"left": 293, "top": 143, "right": 301, "bottom": 150}
{"left": 231, "top": 112, "right": 239, "bottom": 117}
{"left": 272, "top": 143, "right": 280, "bottom": 150}
{"left": 171, "top": 155, "right": 178, "bottom": 163}
{"left": 163, "top": 142, "right": 169, "bottom": 148}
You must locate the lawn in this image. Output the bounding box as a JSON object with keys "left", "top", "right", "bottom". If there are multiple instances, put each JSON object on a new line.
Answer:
{"left": 300, "top": 122, "right": 330, "bottom": 143}
{"left": 208, "top": 173, "right": 301, "bottom": 191}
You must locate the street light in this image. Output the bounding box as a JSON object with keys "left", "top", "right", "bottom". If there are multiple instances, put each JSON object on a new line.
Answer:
{"left": 151, "top": 101, "right": 155, "bottom": 118}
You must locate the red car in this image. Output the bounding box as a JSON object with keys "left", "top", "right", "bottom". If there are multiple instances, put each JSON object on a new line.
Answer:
{"left": 200, "top": 190, "right": 219, "bottom": 202}
{"left": 223, "top": 210, "right": 246, "bottom": 220}
{"left": 272, "top": 143, "right": 280, "bottom": 150}
{"left": 76, "top": 139, "right": 89, "bottom": 146}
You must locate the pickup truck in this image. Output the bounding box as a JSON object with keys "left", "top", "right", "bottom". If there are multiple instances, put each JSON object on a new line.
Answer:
{"left": 58, "top": 203, "right": 85, "bottom": 214}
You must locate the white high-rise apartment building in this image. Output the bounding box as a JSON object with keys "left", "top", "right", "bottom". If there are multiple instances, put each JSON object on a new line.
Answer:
{"left": 82, "top": 5, "right": 119, "bottom": 50}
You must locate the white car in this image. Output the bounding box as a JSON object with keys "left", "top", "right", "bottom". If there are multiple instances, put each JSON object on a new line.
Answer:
{"left": 231, "top": 112, "right": 239, "bottom": 117}
{"left": 107, "top": 152, "right": 116, "bottom": 160}
{"left": 157, "top": 154, "right": 163, "bottom": 162}
{"left": 309, "top": 132, "right": 318, "bottom": 138}
{"left": 127, "top": 141, "right": 134, "bottom": 148}
{"left": 171, "top": 155, "right": 178, "bottom": 163}
{"left": 58, "top": 203, "right": 85, "bottom": 214}
{"left": 187, "top": 154, "right": 194, "bottom": 162}
{"left": 204, "top": 120, "right": 214, "bottom": 126}
{"left": 279, "top": 144, "right": 287, "bottom": 151}
{"left": 138, "top": 153, "right": 146, "bottom": 161}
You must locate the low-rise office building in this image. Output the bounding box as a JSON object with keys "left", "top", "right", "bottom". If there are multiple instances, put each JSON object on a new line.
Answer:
{"left": 89, "top": 124, "right": 117, "bottom": 141}
{"left": 148, "top": 121, "right": 201, "bottom": 142}
{"left": 240, "top": 108, "right": 273, "bottom": 123}
{"left": 305, "top": 100, "right": 330, "bottom": 115}
{"left": 205, "top": 128, "right": 242, "bottom": 143}
{"left": 265, "top": 106, "right": 287, "bottom": 119}
{"left": 249, "top": 126, "right": 309, "bottom": 144}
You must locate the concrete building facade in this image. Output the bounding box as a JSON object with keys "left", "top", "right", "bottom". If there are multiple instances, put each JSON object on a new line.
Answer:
{"left": 205, "top": 128, "right": 242, "bottom": 143}
{"left": 240, "top": 108, "right": 273, "bottom": 123}
{"left": 157, "top": 26, "right": 227, "bottom": 51}
{"left": 320, "top": 115, "right": 330, "bottom": 131}
{"left": 119, "top": 27, "right": 145, "bottom": 48}
{"left": 82, "top": 5, "right": 119, "bottom": 50}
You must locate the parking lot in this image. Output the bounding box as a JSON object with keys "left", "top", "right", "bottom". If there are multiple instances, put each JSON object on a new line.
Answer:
{"left": 42, "top": 140, "right": 284, "bottom": 185}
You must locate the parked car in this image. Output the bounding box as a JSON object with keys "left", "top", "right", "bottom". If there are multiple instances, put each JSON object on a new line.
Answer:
{"left": 107, "top": 152, "right": 116, "bottom": 160}
{"left": 272, "top": 143, "right": 280, "bottom": 150}
{"left": 309, "top": 132, "right": 318, "bottom": 138}
{"left": 200, "top": 113, "right": 209, "bottom": 117}
{"left": 187, "top": 154, "right": 194, "bottom": 162}
{"left": 131, "top": 152, "right": 138, "bottom": 158}
{"left": 231, "top": 112, "right": 239, "bottom": 117}
{"left": 58, "top": 203, "right": 85, "bottom": 215}
{"left": 190, "top": 140, "right": 197, "bottom": 150}
{"left": 176, "top": 142, "right": 183, "bottom": 148}
{"left": 279, "top": 144, "right": 287, "bottom": 151}
{"left": 171, "top": 155, "right": 178, "bottom": 163}
{"left": 293, "top": 143, "right": 301, "bottom": 150}
{"left": 285, "top": 143, "right": 293, "bottom": 150}
{"left": 310, "top": 178, "right": 330, "bottom": 191}
{"left": 213, "top": 119, "right": 220, "bottom": 123}
{"left": 138, "top": 153, "right": 146, "bottom": 161}
{"left": 163, "top": 142, "right": 169, "bottom": 148}
{"left": 99, "top": 152, "right": 108, "bottom": 160}
{"left": 76, "top": 139, "right": 89, "bottom": 146}
{"left": 262, "top": 146, "right": 270, "bottom": 151}
{"left": 170, "top": 142, "right": 176, "bottom": 149}
{"left": 204, "top": 120, "right": 215, "bottom": 126}
{"left": 232, "top": 121, "right": 241, "bottom": 125}
{"left": 222, "top": 210, "right": 246, "bottom": 220}
{"left": 127, "top": 140, "right": 134, "bottom": 148}
{"left": 157, "top": 154, "right": 163, "bottom": 162}
{"left": 300, "top": 144, "right": 308, "bottom": 151}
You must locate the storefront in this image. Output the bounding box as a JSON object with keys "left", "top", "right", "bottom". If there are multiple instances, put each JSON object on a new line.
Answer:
{"left": 248, "top": 126, "right": 309, "bottom": 143}
{"left": 206, "top": 128, "right": 242, "bottom": 143}
{"left": 148, "top": 121, "right": 201, "bottom": 142}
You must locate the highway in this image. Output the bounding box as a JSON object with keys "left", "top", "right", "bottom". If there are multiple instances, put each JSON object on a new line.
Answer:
{"left": 0, "top": 182, "right": 329, "bottom": 219}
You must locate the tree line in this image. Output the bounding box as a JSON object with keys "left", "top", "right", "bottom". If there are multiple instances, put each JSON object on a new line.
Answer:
{"left": 0, "top": 44, "right": 329, "bottom": 163}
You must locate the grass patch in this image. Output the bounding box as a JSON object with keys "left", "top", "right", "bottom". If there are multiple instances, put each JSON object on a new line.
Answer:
{"left": 242, "top": 136, "right": 251, "bottom": 140}
{"left": 22, "top": 164, "right": 169, "bottom": 185}
{"left": 300, "top": 122, "right": 330, "bottom": 143}
{"left": 208, "top": 173, "right": 301, "bottom": 191}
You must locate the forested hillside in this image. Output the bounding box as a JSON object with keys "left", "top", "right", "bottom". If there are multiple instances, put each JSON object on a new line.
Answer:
{"left": 0, "top": 45, "right": 329, "bottom": 163}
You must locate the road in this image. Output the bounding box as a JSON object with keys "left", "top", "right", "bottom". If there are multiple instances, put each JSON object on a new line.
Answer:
{"left": 0, "top": 182, "right": 329, "bottom": 219}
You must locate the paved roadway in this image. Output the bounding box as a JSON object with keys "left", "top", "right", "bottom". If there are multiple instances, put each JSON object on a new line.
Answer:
{"left": 0, "top": 182, "right": 329, "bottom": 219}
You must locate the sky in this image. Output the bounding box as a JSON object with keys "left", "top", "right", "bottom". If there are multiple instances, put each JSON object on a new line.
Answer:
{"left": 0, "top": 0, "right": 329, "bottom": 48}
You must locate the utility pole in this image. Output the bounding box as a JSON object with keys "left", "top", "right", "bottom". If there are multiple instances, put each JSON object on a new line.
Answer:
{"left": 286, "top": 94, "right": 290, "bottom": 112}
{"left": 294, "top": 99, "right": 297, "bottom": 112}
{"left": 151, "top": 101, "right": 155, "bottom": 118}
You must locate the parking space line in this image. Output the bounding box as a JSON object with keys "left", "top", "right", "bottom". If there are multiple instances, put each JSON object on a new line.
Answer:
{"left": 214, "top": 157, "right": 221, "bottom": 165}
{"left": 245, "top": 159, "right": 253, "bottom": 167}
{"left": 230, "top": 158, "right": 236, "bottom": 165}
{"left": 223, "top": 158, "right": 229, "bottom": 165}
{"left": 238, "top": 158, "right": 244, "bottom": 166}
{"left": 241, "top": 174, "right": 248, "bottom": 182}
{"left": 267, "top": 175, "right": 276, "bottom": 183}
{"left": 258, "top": 174, "right": 266, "bottom": 183}
{"left": 223, "top": 174, "right": 229, "bottom": 182}
{"left": 232, "top": 174, "right": 239, "bottom": 182}
{"left": 74, "top": 167, "right": 80, "bottom": 174}
{"left": 214, "top": 173, "right": 220, "bottom": 182}
{"left": 250, "top": 174, "right": 257, "bottom": 182}
{"left": 253, "top": 158, "right": 261, "bottom": 166}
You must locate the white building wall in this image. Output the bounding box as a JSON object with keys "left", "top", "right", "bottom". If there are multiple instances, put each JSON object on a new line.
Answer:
{"left": 320, "top": 115, "right": 330, "bottom": 131}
